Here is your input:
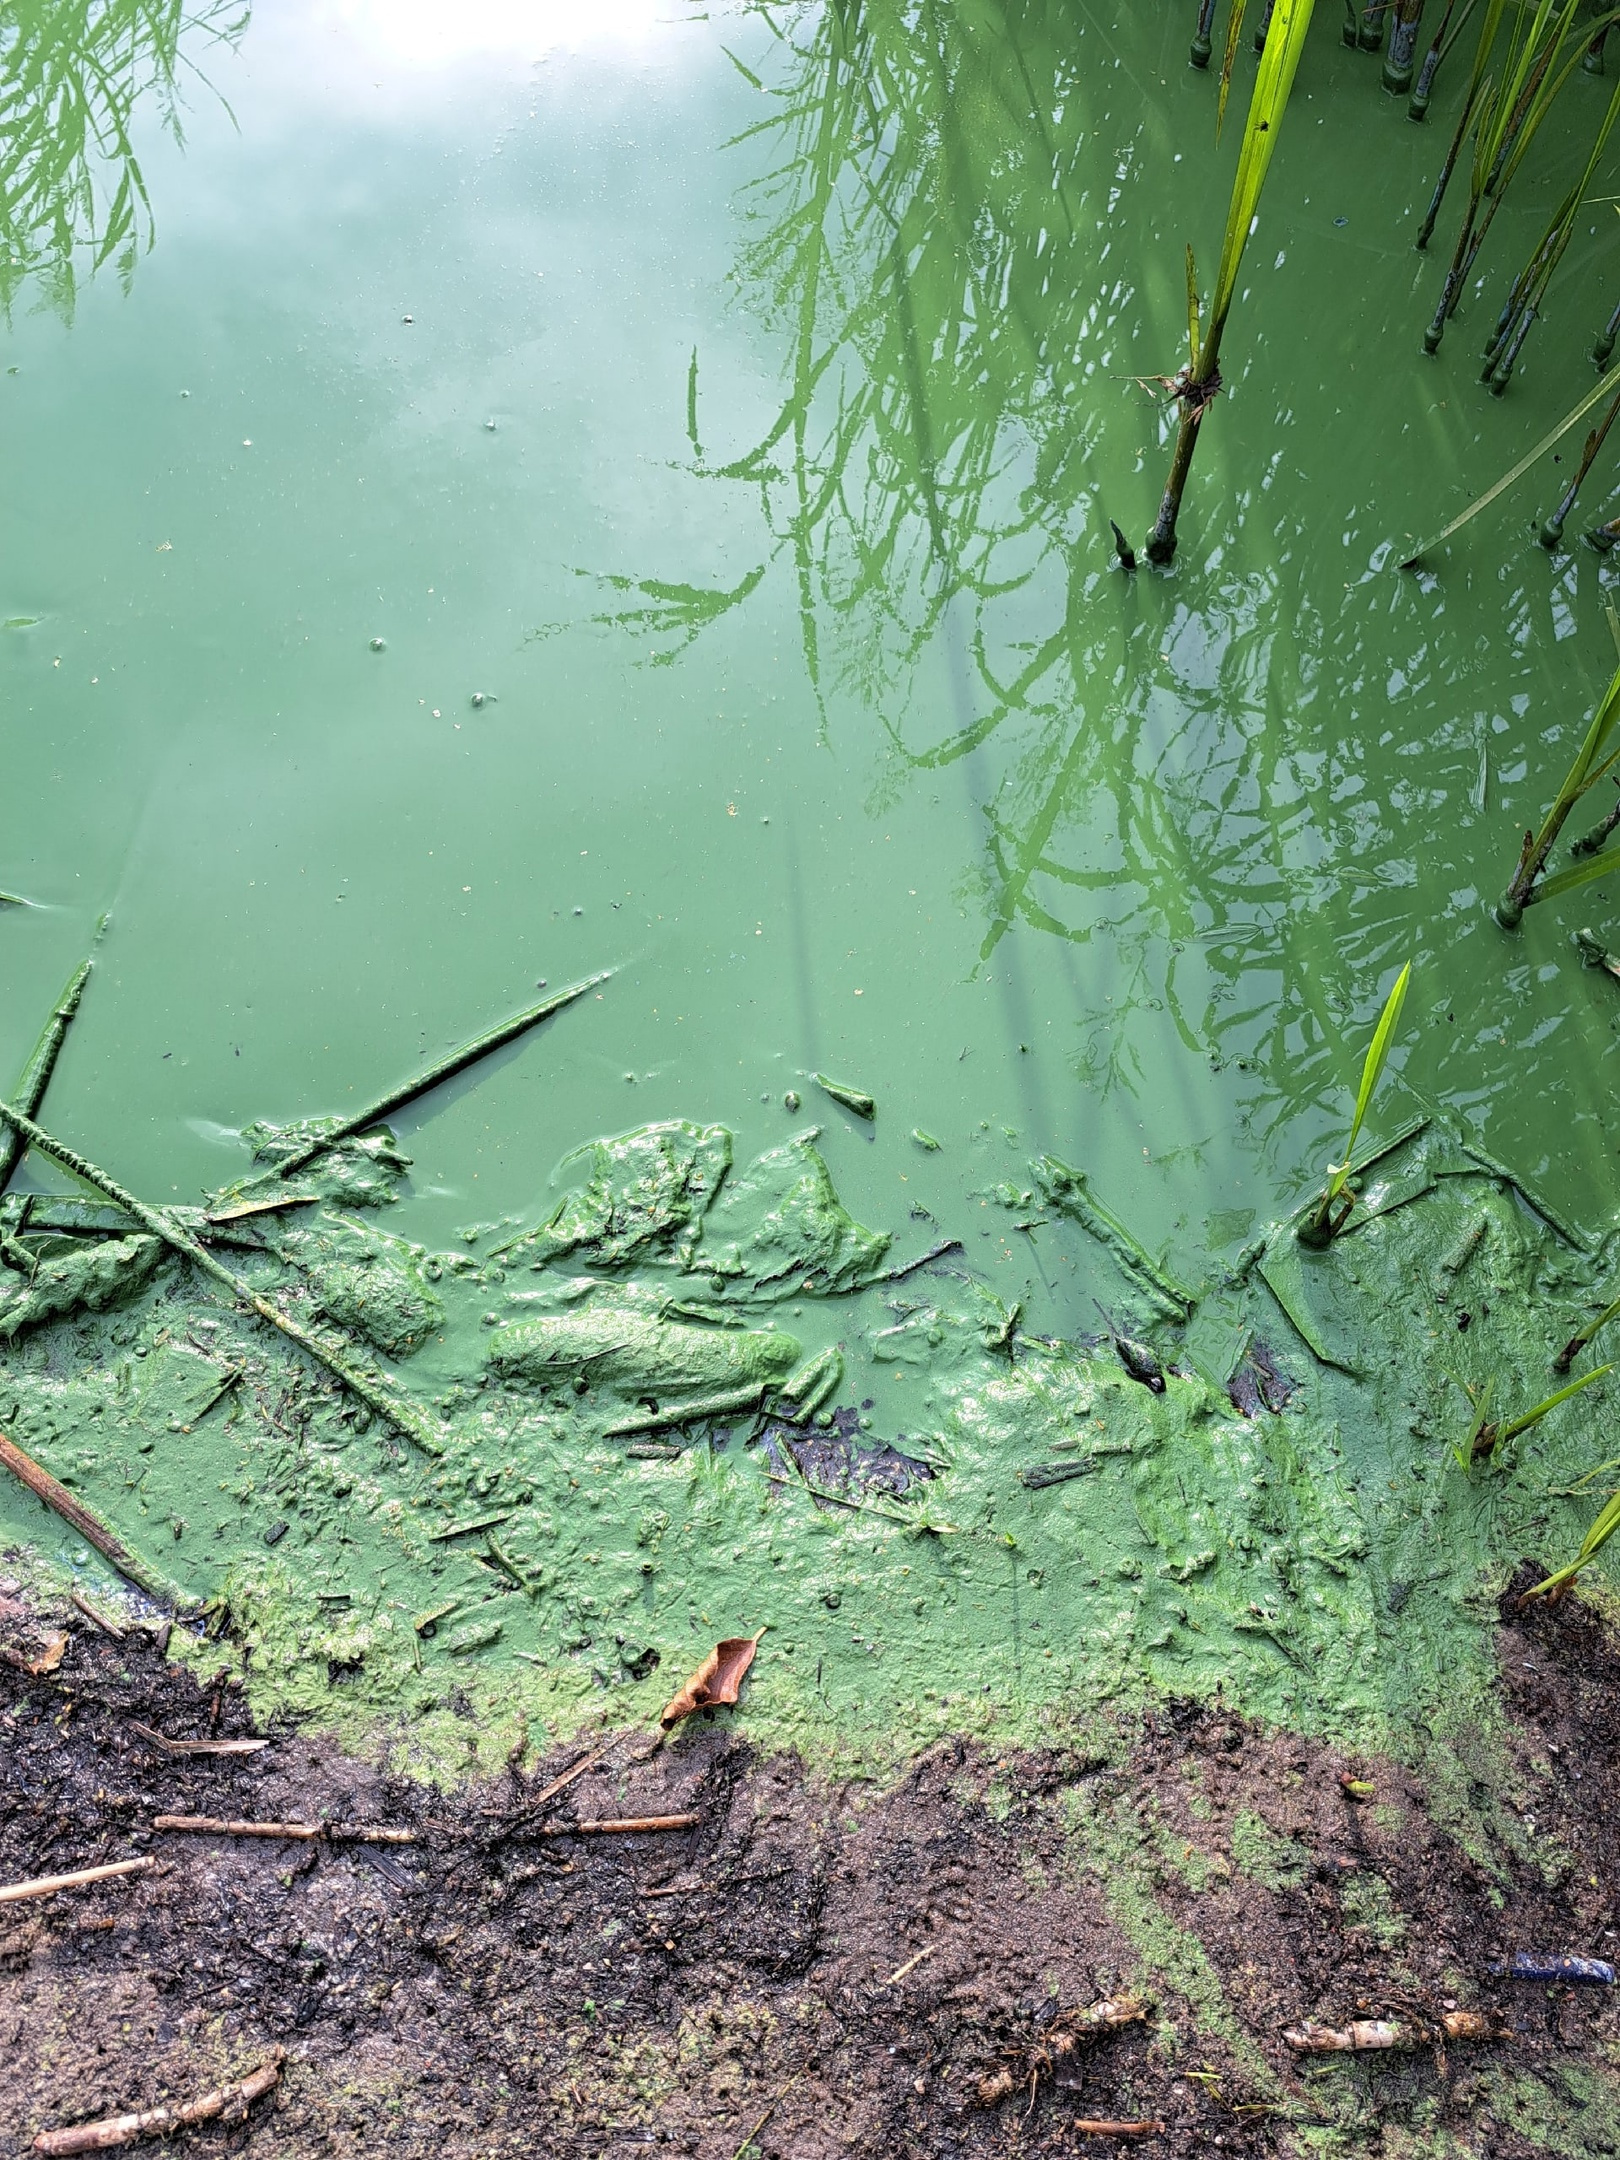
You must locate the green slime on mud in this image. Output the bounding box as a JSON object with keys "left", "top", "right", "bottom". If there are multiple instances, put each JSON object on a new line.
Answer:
{"left": 1, "top": 1096, "right": 1613, "bottom": 1790}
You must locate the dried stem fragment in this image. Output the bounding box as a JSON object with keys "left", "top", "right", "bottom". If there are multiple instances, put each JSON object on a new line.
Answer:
{"left": 0, "top": 1858, "right": 151, "bottom": 1907}
{"left": 32, "top": 2053, "right": 284, "bottom": 2155}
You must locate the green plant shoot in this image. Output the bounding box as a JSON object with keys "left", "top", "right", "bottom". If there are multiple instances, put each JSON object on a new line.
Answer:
{"left": 1300, "top": 961, "right": 1411, "bottom": 1244}
{"left": 1521, "top": 1487, "right": 1620, "bottom": 1601}
{"left": 1453, "top": 1363, "right": 1612, "bottom": 1468}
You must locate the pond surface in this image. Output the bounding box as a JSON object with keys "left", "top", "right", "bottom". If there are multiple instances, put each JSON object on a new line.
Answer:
{"left": 2, "top": 0, "right": 1618, "bottom": 1767}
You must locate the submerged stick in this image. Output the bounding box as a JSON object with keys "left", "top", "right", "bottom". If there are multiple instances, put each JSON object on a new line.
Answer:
{"left": 868, "top": 1238, "right": 963, "bottom": 1285}
{"left": 273, "top": 970, "right": 614, "bottom": 1178}
{"left": 0, "top": 1429, "right": 173, "bottom": 1601}
{"left": 0, "top": 935, "right": 102, "bottom": 1196}
{"left": 0, "top": 1096, "right": 445, "bottom": 1456}
{"left": 32, "top": 2055, "right": 284, "bottom": 2157}
{"left": 1033, "top": 1156, "right": 1197, "bottom": 1318}
{"left": 604, "top": 1385, "right": 764, "bottom": 1438}
{"left": 0, "top": 1857, "right": 151, "bottom": 1907}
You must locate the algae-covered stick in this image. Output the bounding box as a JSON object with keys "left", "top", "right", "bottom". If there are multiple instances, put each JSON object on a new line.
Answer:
{"left": 0, "top": 1096, "right": 445, "bottom": 1457}
{"left": 813, "top": 1072, "right": 875, "bottom": 1119}
{"left": 1032, "top": 1157, "right": 1197, "bottom": 1318}
{"left": 604, "top": 1384, "right": 765, "bottom": 1437}
{"left": 273, "top": 969, "right": 614, "bottom": 1178}
{"left": 0, "top": 934, "right": 101, "bottom": 1196}
{"left": 0, "top": 1428, "right": 173, "bottom": 1602}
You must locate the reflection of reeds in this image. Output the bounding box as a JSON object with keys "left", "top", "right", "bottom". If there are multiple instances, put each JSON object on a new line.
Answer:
{"left": 0, "top": 0, "right": 245, "bottom": 318}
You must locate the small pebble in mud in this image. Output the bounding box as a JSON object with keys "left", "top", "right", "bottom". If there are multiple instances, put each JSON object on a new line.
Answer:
{"left": 370, "top": 637, "right": 386, "bottom": 651}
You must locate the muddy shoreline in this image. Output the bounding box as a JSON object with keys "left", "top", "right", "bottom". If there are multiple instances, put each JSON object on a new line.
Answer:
{"left": 2, "top": 1572, "right": 1616, "bottom": 2158}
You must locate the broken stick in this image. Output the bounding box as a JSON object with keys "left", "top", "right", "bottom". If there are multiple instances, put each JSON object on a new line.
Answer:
{"left": 272, "top": 970, "right": 615, "bottom": 1178}
{"left": 0, "top": 1429, "right": 173, "bottom": 1602}
{"left": 0, "top": 1095, "right": 445, "bottom": 1457}
{"left": 0, "top": 1858, "right": 151, "bottom": 1907}
{"left": 32, "top": 2053, "right": 284, "bottom": 2156}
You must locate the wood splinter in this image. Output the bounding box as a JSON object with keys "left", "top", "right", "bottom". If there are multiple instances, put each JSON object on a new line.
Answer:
{"left": 0, "top": 1858, "right": 152, "bottom": 1908}
{"left": 32, "top": 2052, "right": 284, "bottom": 2156}
{"left": 153, "top": 1815, "right": 415, "bottom": 1844}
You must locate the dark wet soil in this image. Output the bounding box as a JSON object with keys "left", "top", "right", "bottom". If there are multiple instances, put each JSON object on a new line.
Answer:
{"left": 1, "top": 1570, "right": 1617, "bottom": 2158}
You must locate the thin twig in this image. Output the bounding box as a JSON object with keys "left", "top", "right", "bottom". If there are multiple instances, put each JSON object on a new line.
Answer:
{"left": 536, "top": 1814, "right": 699, "bottom": 1839}
{"left": 731, "top": 2075, "right": 800, "bottom": 2160}
{"left": 879, "top": 1944, "right": 936, "bottom": 1988}
{"left": 32, "top": 2053, "right": 284, "bottom": 2156}
{"left": 152, "top": 1815, "right": 415, "bottom": 1843}
{"left": 128, "top": 1722, "right": 269, "bottom": 1758}
{"left": 0, "top": 1429, "right": 173, "bottom": 1601}
{"left": 0, "top": 1858, "right": 151, "bottom": 1907}
{"left": 68, "top": 1591, "right": 125, "bottom": 1640}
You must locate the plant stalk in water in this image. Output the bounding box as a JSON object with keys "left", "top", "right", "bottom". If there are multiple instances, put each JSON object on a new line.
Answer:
{"left": 1539, "top": 385, "right": 1620, "bottom": 547}
{"left": 1520, "top": 1485, "right": 1620, "bottom": 1599}
{"left": 1298, "top": 961, "right": 1412, "bottom": 1246}
{"left": 1454, "top": 1364, "right": 1611, "bottom": 1466}
{"left": 1384, "top": 0, "right": 1429, "bottom": 88}
{"left": 0, "top": 923, "right": 106, "bottom": 1195}
{"left": 1147, "top": 0, "right": 1317, "bottom": 565}
{"left": 1497, "top": 636, "right": 1620, "bottom": 925}
{"left": 273, "top": 970, "right": 614, "bottom": 1178}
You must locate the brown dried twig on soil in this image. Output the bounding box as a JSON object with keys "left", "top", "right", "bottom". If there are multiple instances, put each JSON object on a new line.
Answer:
{"left": 127, "top": 1722, "right": 269, "bottom": 1758}
{"left": 153, "top": 1815, "right": 416, "bottom": 1843}
{"left": 536, "top": 1813, "right": 700, "bottom": 1839}
{"left": 974, "top": 1994, "right": 1150, "bottom": 2105}
{"left": 0, "top": 1858, "right": 152, "bottom": 1907}
{"left": 31, "top": 2053, "right": 284, "bottom": 2155}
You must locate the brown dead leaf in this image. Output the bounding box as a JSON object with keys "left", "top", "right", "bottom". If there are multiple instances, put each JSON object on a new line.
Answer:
{"left": 659, "top": 1631, "right": 763, "bottom": 1729}
{"left": 25, "top": 1631, "right": 66, "bottom": 1675}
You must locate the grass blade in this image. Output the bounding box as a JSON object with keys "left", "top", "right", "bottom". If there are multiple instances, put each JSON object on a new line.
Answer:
{"left": 1327, "top": 962, "right": 1411, "bottom": 1203}
{"left": 1218, "top": 0, "right": 1250, "bottom": 132}
{"left": 1522, "top": 1488, "right": 1620, "bottom": 1599}
{"left": 1400, "top": 358, "right": 1620, "bottom": 566}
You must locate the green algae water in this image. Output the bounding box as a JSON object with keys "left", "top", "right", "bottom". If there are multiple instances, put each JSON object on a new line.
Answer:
{"left": 5, "top": 0, "right": 1620, "bottom": 1777}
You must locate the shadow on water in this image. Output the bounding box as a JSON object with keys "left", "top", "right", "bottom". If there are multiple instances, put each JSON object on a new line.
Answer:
{"left": 0, "top": 0, "right": 245, "bottom": 319}
{"left": 565, "top": 0, "right": 1620, "bottom": 1206}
